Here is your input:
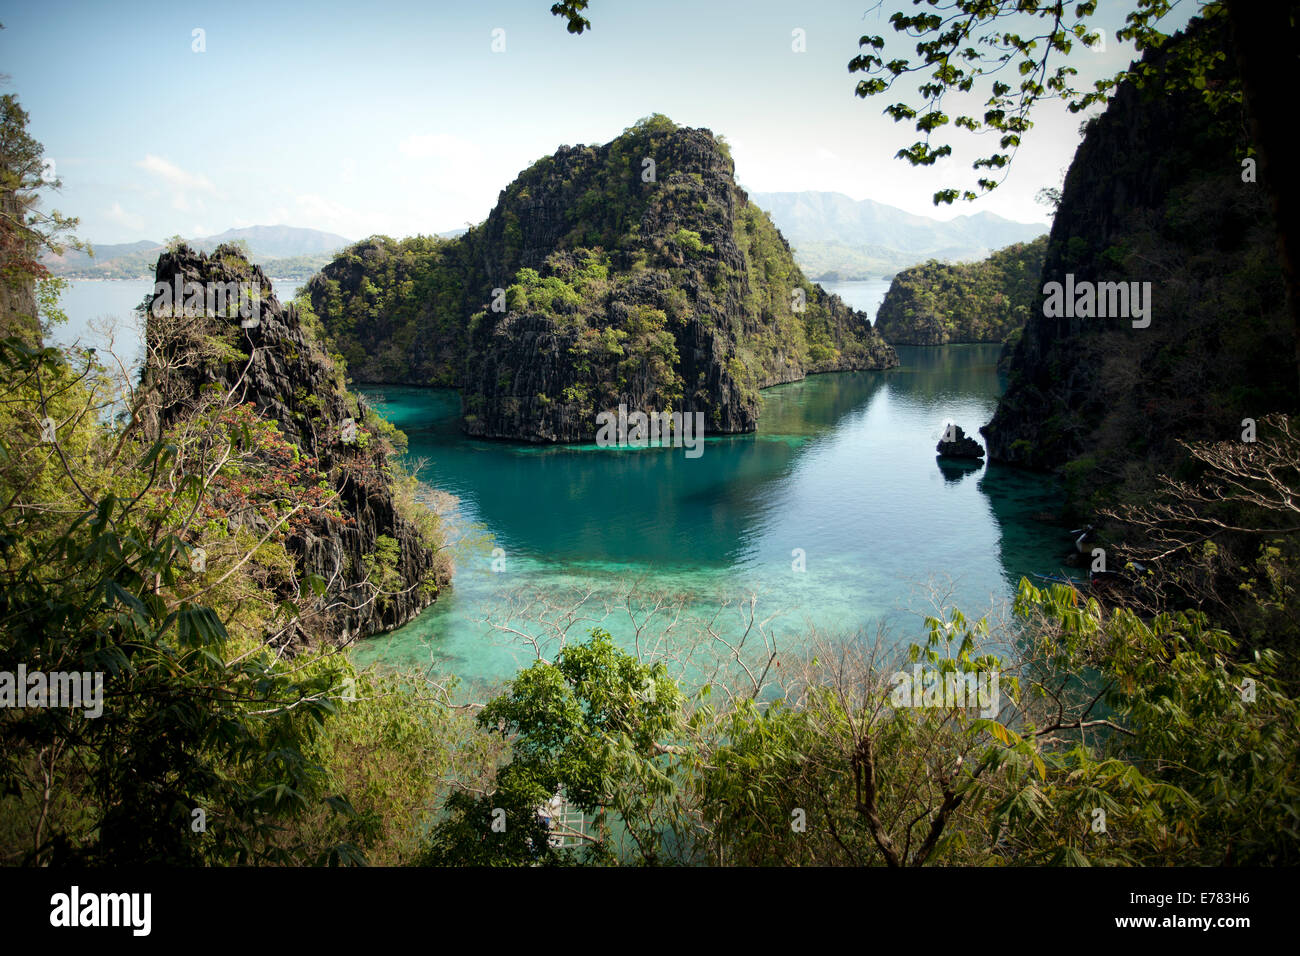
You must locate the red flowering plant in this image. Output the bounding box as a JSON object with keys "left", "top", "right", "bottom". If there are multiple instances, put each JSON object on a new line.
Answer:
{"left": 147, "top": 396, "right": 346, "bottom": 585}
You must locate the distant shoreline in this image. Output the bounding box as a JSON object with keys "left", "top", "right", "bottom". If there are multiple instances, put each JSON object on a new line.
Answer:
{"left": 58, "top": 275, "right": 312, "bottom": 285}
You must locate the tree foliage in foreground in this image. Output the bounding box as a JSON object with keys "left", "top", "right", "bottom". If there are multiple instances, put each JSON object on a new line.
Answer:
{"left": 845, "top": 1, "right": 1248, "bottom": 203}
{"left": 424, "top": 579, "right": 1297, "bottom": 866}
{"left": 419, "top": 630, "right": 685, "bottom": 865}
{"left": 0, "top": 338, "right": 355, "bottom": 864}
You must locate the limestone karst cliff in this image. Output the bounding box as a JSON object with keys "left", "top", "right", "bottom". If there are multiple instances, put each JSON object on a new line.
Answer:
{"left": 873, "top": 236, "right": 1046, "bottom": 347}
{"left": 308, "top": 114, "right": 898, "bottom": 442}
{"left": 143, "top": 244, "right": 445, "bottom": 645}
{"left": 980, "top": 19, "right": 1296, "bottom": 513}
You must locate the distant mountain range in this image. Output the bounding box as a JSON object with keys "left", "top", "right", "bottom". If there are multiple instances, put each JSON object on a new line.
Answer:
{"left": 44, "top": 225, "right": 352, "bottom": 281}
{"left": 748, "top": 191, "right": 1049, "bottom": 280}
{"left": 44, "top": 199, "right": 1048, "bottom": 286}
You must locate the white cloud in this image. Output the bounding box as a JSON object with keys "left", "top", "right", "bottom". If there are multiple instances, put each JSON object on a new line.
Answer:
{"left": 136, "top": 155, "right": 216, "bottom": 193}
{"left": 135, "top": 155, "right": 217, "bottom": 220}
{"left": 294, "top": 193, "right": 359, "bottom": 235}
{"left": 105, "top": 201, "right": 145, "bottom": 233}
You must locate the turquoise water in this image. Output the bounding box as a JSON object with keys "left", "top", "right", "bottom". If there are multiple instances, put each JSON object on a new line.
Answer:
{"left": 50, "top": 280, "right": 1070, "bottom": 692}
{"left": 50, "top": 279, "right": 1069, "bottom": 691}
{"left": 354, "top": 343, "right": 1071, "bottom": 694}
{"left": 47, "top": 279, "right": 153, "bottom": 367}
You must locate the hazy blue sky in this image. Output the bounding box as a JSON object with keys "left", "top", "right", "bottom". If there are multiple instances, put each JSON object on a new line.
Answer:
{"left": 2, "top": 0, "right": 1198, "bottom": 244}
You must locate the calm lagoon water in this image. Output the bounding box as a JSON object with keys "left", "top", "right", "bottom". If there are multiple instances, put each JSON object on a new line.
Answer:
{"left": 354, "top": 339, "right": 1068, "bottom": 693}
{"left": 46, "top": 279, "right": 154, "bottom": 368}
{"left": 51, "top": 280, "right": 1070, "bottom": 692}
{"left": 820, "top": 278, "right": 892, "bottom": 322}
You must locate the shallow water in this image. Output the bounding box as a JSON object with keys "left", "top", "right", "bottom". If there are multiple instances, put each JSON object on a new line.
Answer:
{"left": 50, "top": 279, "right": 1071, "bottom": 692}
{"left": 354, "top": 343, "right": 1071, "bottom": 693}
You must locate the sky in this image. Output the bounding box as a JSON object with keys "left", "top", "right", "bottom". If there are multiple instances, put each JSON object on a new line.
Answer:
{"left": 1, "top": 0, "right": 1199, "bottom": 245}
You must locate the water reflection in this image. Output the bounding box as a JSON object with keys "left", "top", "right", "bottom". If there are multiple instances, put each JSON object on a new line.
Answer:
{"left": 354, "top": 344, "right": 1066, "bottom": 684}
{"left": 936, "top": 457, "right": 983, "bottom": 484}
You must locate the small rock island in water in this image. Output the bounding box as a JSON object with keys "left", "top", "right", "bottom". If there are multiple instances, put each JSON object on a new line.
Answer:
{"left": 936, "top": 423, "right": 985, "bottom": 460}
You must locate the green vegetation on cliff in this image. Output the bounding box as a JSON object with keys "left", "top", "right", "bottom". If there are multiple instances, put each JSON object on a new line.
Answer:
{"left": 979, "top": 18, "right": 1300, "bottom": 696}
{"left": 0, "top": 255, "right": 452, "bottom": 862}
{"left": 0, "top": 96, "right": 452, "bottom": 860}
{"left": 873, "top": 236, "right": 1046, "bottom": 346}
{"left": 984, "top": 17, "right": 1296, "bottom": 502}
{"left": 308, "top": 115, "right": 897, "bottom": 441}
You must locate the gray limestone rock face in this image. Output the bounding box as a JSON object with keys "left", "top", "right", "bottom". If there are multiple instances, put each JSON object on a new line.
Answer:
{"left": 144, "top": 244, "right": 441, "bottom": 647}
{"left": 937, "top": 424, "right": 984, "bottom": 459}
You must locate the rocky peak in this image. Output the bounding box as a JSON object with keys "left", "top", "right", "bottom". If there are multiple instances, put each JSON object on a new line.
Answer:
{"left": 144, "top": 243, "right": 442, "bottom": 645}
{"left": 310, "top": 115, "right": 898, "bottom": 443}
